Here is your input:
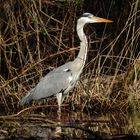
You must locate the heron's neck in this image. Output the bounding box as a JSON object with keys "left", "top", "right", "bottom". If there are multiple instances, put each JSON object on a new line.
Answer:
{"left": 76, "top": 23, "right": 88, "bottom": 62}
{"left": 77, "top": 42, "right": 88, "bottom": 62}
{"left": 71, "top": 23, "right": 88, "bottom": 81}
{"left": 77, "top": 23, "right": 87, "bottom": 43}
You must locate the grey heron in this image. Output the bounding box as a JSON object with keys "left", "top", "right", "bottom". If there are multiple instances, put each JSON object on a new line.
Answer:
{"left": 21, "top": 13, "right": 112, "bottom": 113}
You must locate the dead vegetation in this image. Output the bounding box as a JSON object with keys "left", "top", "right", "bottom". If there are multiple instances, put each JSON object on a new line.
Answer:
{"left": 0, "top": 0, "right": 140, "bottom": 115}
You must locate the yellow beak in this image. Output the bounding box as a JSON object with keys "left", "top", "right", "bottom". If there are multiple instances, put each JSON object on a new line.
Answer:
{"left": 91, "top": 16, "right": 113, "bottom": 23}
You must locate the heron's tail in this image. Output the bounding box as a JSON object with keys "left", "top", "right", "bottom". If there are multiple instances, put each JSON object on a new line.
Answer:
{"left": 20, "top": 88, "right": 35, "bottom": 105}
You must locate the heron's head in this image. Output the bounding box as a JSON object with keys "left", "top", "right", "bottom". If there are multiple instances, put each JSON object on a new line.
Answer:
{"left": 78, "top": 13, "right": 113, "bottom": 25}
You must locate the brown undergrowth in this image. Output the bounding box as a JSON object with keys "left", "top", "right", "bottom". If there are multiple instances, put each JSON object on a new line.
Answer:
{"left": 0, "top": 0, "right": 140, "bottom": 115}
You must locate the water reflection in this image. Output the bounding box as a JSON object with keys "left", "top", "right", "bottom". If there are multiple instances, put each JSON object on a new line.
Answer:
{"left": 2, "top": 108, "right": 140, "bottom": 140}
{"left": 32, "top": 109, "right": 140, "bottom": 139}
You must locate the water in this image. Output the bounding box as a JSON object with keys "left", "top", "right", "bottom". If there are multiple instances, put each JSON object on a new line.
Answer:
{"left": 1, "top": 108, "right": 140, "bottom": 140}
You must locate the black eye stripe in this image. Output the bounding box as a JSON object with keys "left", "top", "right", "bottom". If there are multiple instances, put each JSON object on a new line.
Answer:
{"left": 82, "top": 13, "right": 93, "bottom": 17}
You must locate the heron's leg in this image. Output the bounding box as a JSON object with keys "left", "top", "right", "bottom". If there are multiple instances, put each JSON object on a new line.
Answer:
{"left": 61, "top": 94, "right": 66, "bottom": 103}
{"left": 56, "top": 93, "right": 62, "bottom": 116}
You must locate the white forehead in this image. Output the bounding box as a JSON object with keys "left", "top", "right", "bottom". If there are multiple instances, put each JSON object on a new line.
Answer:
{"left": 78, "top": 16, "right": 94, "bottom": 24}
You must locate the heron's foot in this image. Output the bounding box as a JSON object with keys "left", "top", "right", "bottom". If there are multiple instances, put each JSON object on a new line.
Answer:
{"left": 55, "top": 125, "right": 62, "bottom": 134}
{"left": 51, "top": 125, "right": 62, "bottom": 139}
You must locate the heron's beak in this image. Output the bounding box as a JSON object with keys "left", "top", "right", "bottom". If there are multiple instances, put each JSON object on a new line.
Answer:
{"left": 91, "top": 16, "right": 113, "bottom": 23}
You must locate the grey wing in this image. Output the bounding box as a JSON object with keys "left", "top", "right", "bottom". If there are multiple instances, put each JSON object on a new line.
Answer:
{"left": 31, "top": 64, "right": 75, "bottom": 100}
